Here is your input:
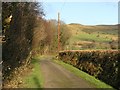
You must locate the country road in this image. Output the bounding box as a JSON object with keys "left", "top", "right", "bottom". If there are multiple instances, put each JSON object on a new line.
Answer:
{"left": 40, "top": 56, "right": 95, "bottom": 88}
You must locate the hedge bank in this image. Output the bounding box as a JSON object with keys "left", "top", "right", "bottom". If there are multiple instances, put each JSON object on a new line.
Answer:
{"left": 58, "top": 50, "right": 119, "bottom": 89}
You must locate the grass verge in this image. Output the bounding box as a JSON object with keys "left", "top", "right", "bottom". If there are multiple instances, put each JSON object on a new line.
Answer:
{"left": 53, "top": 59, "right": 115, "bottom": 89}
{"left": 23, "top": 56, "right": 44, "bottom": 88}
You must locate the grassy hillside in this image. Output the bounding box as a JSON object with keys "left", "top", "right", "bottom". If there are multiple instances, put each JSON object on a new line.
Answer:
{"left": 65, "top": 23, "right": 118, "bottom": 50}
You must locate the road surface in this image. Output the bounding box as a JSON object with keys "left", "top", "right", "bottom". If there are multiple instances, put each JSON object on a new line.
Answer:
{"left": 40, "top": 56, "right": 95, "bottom": 88}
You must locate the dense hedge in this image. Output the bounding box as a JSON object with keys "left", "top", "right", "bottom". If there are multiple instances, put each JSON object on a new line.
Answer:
{"left": 58, "top": 50, "right": 120, "bottom": 89}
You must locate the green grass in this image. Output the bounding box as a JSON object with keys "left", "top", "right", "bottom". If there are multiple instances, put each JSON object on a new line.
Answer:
{"left": 68, "top": 31, "right": 117, "bottom": 50}
{"left": 68, "top": 34, "right": 110, "bottom": 50}
{"left": 54, "top": 59, "right": 115, "bottom": 89}
{"left": 75, "top": 33, "right": 112, "bottom": 43}
{"left": 23, "top": 56, "right": 44, "bottom": 88}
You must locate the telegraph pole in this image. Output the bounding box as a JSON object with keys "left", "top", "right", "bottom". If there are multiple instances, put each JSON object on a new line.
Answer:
{"left": 58, "top": 12, "right": 60, "bottom": 52}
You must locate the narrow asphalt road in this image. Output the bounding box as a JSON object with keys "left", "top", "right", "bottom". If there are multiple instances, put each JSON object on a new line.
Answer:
{"left": 40, "top": 56, "right": 95, "bottom": 88}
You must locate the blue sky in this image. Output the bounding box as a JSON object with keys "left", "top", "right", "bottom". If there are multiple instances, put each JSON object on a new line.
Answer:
{"left": 42, "top": 2, "right": 118, "bottom": 25}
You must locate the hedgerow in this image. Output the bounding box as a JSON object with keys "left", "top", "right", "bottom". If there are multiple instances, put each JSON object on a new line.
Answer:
{"left": 58, "top": 50, "right": 119, "bottom": 89}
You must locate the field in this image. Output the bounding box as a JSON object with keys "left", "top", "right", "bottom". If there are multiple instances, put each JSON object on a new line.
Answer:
{"left": 65, "top": 23, "right": 118, "bottom": 50}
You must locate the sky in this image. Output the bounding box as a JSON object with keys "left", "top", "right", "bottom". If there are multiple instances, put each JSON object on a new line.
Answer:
{"left": 42, "top": 2, "right": 118, "bottom": 25}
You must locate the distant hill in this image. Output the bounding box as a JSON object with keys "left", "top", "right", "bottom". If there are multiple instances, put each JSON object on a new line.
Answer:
{"left": 67, "top": 23, "right": 118, "bottom": 35}
{"left": 69, "top": 23, "right": 83, "bottom": 26}
{"left": 65, "top": 23, "right": 118, "bottom": 50}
